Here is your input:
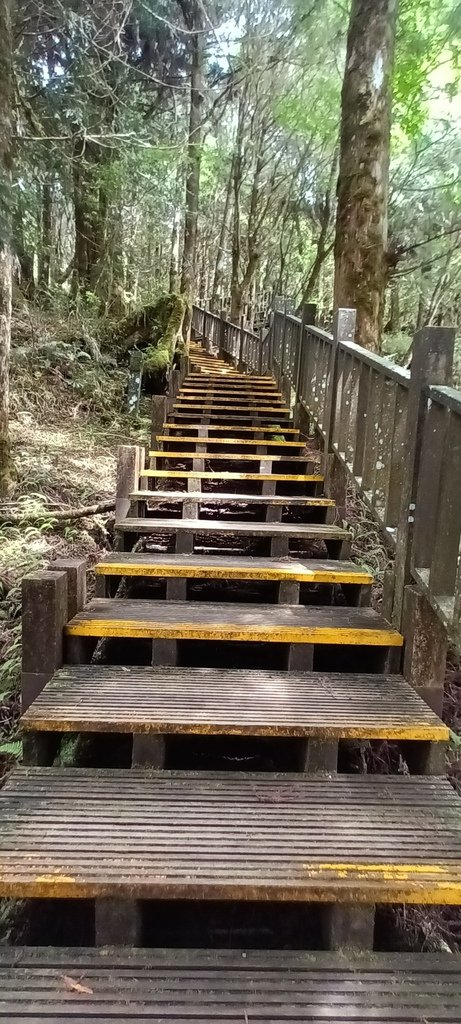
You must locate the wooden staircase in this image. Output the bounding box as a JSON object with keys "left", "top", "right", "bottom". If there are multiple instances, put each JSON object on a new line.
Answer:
{"left": 2, "top": 339, "right": 461, "bottom": 1020}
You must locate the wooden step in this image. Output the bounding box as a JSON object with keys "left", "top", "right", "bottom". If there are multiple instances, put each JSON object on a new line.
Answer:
{"left": 149, "top": 449, "right": 313, "bottom": 464}
{"left": 66, "top": 599, "right": 402, "bottom": 645}
{"left": 1, "top": 949, "right": 461, "bottom": 1023}
{"left": 22, "top": 666, "right": 447, "bottom": 741}
{"left": 171, "top": 412, "right": 293, "bottom": 424}
{"left": 179, "top": 387, "right": 280, "bottom": 395}
{"left": 173, "top": 403, "right": 290, "bottom": 413}
{"left": 0, "top": 768, "right": 459, "bottom": 903}
{"left": 139, "top": 469, "right": 323, "bottom": 483}
{"left": 129, "top": 490, "right": 334, "bottom": 510}
{"left": 95, "top": 552, "right": 369, "bottom": 584}
{"left": 177, "top": 397, "right": 288, "bottom": 408}
{"left": 156, "top": 434, "right": 305, "bottom": 448}
{"left": 165, "top": 423, "right": 301, "bottom": 435}
{"left": 115, "top": 519, "right": 345, "bottom": 548}
{"left": 188, "top": 374, "right": 274, "bottom": 382}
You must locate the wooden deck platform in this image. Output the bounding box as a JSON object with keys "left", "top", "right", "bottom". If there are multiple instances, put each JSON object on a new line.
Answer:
{"left": 0, "top": 768, "right": 459, "bottom": 902}
{"left": 22, "top": 666, "right": 447, "bottom": 740}
{"left": 1, "top": 947, "right": 461, "bottom": 1021}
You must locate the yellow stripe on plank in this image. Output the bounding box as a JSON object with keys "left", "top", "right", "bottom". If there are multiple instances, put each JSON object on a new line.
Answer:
{"left": 164, "top": 424, "right": 301, "bottom": 434}
{"left": 155, "top": 435, "right": 304, "bottom": 448}
{"left": 66, "top": 619, "right": 402, "bottom": 645}
{"left": 140, "top": 470, "right": 323, "bottom": 482}
{"left": 95, "top": 562, "right": 372, "bottom": 584}
{"left": 173, "top": 404, "right": 290, "bottom": 413}
{"left": 148, "top": 450, "right": 310, "bottom": 463}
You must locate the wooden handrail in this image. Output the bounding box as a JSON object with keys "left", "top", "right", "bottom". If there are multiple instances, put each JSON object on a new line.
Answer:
{"left": 192, "top": 301, "right": 459, "bottom": 650}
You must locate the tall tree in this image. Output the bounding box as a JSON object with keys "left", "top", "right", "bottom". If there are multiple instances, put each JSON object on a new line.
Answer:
{"left": 179, "top": 0, "right": 205, "bottom": 336}
{"left": 0, "top": 0, "right": 14, "bottom": 494}
{"left": 334, "top": 0, "right": 398, "bottom": 351}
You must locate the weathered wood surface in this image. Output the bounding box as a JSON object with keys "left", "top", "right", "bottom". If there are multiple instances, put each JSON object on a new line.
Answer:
{"left": 115, "top": 518, "right": 343, "bottom": 540}
{"left": 156, "top": 433, "right": 305, "bottom": 447}
{"left": 65, "top": 598, "right": 402, "bottom": 645}
{"left": 165, "top": 422, "right": 301, "bottom": 434}
{"left": 22, "top": 666, "right": 447, "bottom": 740}
{"left": 95, "top": 552, "right": 370, "bottom": 583}
{"left": 1, "top": 947, "right": 461, "bottom": 1021}
{"left": 0, "top": 769, "right": 459, "bottom": 902}
{"left": 141, "top": 469, "right": 322, "bottom": 482}
{"left": 149, "top": 449, "right": 312, "bottom": 463}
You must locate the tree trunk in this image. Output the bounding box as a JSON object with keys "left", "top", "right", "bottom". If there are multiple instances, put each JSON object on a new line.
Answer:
{"left": 169, "top": 206, "right": 181, "bottom": 293}
{"left": 38, "top": 176, "right": 53, "bottom": 302}
{"left": 300, "top": 147, "right": 338, "bottom": 310}
{"left": 211, "top": 158, "right": 234, "bottom": 311}
{"left": 13, "top": 197, "right": 35, "bottom": 300}
{"left": 387, "top": 278, "right": 400, "bottom": 332}
{"left": 180, "top": 1, "right": 205, "bottom": 338}
{"left": 333, "top": 0, "right": 398, "bottom": 351}
{"left": 0, "top": 0, "right": 13, "bottom": 495}
{"left": 416, "top": 290, "right": 425, "bottom": 330}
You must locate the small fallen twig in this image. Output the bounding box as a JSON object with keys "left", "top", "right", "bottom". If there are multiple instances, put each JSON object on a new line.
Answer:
{"left": 0, "top": 498, "right": 115, "bottom": 525}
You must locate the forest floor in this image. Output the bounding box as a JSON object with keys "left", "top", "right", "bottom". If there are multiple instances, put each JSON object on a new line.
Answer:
{"left": 0, "top": 304, "right": 148, "bottom": 780}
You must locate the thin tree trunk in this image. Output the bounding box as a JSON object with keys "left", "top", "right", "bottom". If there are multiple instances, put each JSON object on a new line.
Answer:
{"left": 38, "top": 176, "right": 53, "bottom": 301}
{"left": 0, "top": 0, "right": 13, "bottom": 494}
{"left": 300, "top": 147, "right": 338, "bottom": 309}
{"left": 211, "top": 158, "right": 234, "bottom": 311}
{"left": 169, "top": 206, "right": 181, "bottom": 293}
{"left": 416, "top": 290, "right": 425, "bottom": 330}
{"left": 334, "top": 0, "right": 398, "bottom": 351}
{"left": 180, "top": 1, "right": 205, "bottom": 338}
{"left": 389, "top": 279, "right": 400, "bottom": 332}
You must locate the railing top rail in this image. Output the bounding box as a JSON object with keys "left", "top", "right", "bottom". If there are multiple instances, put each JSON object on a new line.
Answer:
{"left": 427, "top": 384, "right": 461, "bottom": 414}
{"left": 338, "top": 339, "right": 411, "bottom": 387}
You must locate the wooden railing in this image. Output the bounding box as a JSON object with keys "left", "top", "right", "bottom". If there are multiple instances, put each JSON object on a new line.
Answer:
{"left": 192, "top": 302, "right": 459, "bottom": 650}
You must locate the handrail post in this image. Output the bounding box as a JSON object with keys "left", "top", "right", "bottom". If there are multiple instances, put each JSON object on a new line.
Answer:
{"left": 392, "top": 325, "right": 455, "bottom": 630}
{"left": 295, "top": 303, "right": 317, "bottom": 407}
{"left": 218, "top": 310, "right": 226, "bottom": 359}
{"left": 238, "top": 315, "right": 245, "bottom": 371}
{"left": 323, "top": 308, "right": 356, "bottom": 471}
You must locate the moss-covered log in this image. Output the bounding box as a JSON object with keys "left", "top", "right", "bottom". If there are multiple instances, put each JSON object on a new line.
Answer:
{"left": 109, "top": 292, "right": 187, "bottom": 393}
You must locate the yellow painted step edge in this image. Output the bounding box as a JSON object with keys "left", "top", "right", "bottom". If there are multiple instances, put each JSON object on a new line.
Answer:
{"left": 174, "top": 404, "right": 290, "bottom": 413}
{"left": 164, "top": 423, "right": 301, "bottom": 434}
{"left": 66, "top": 619, "right": 403, "bottom": 646}
{"left": 140, "top": 470, "right": 324, "bottom": 482}
{"left": 95, "top": 562, "right": 372, "bottom": 584}
{"left": 155, "top": 435, "right": 304, "bottom": 448}
{"left": 148, "top": 450, "right": 311, "bottom": 463}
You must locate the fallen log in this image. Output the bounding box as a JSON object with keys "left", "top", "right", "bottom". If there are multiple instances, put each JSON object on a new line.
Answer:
{"left": 0, "top": 498, "right": 115, "bottom": 525}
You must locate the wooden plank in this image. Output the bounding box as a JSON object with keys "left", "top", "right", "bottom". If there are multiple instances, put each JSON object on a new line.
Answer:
{"left": 171, "top": 412, "right": 293, "bottom": 424}
{"left": 115, "top": 518, "right": 345, "bottom": 539}
{"left": 0, "top": 769, "right": 459, "bottom": 903}
{"left": 1, "top": 947, "right": 461, "bottom": 1021}
{"left": 95, "top": 553, "right": 369, "bottom": 584}
{"left": 164, "top": 423, "right": 301, "bottom": 434}
{"left": 65, "top": 599, "right": 402, "bottom": 646}
{"left": 149, "top": 449, "right": 311, "bottom": 464}
{"left": 173, "top": 403, "right": 290, "bottom": 413}
{"left": 22, "top": 666, "right": 448, "bottom": 740}
{"left": 130, "top": 490, "right": 333, "bottom": 507}
{"left": 140, "top": 470, "right": 323, "bottom": 482}
{"left": 156, "top": 434, "right": 305, "bottom": 448}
